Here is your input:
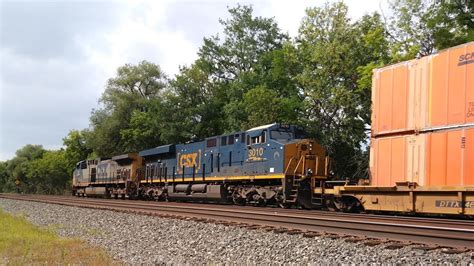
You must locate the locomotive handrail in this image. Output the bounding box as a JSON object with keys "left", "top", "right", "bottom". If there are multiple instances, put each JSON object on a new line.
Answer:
{"left": 293, "top": 155, "right": 305, "bottom": 176}
{"left": 284, "top": 157, "right": 295, "bottom": 175}
{"left": 314, "top": 155, "right": 319, "bottom": 177}
{"left": 325, "top": 156, "right": 330, "bottom": 177}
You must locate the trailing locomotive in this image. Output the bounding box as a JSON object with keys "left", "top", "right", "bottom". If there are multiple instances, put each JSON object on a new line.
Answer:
{"left": 73, "top": 153, "right": 142, "bottom": 198}
{"left": 73, "top": 123, "right": 329, "bottom": 208}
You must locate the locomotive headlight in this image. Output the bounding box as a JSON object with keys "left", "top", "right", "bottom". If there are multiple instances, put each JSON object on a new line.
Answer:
{"left": 306, "top": 168, "right": 313, "bottom": 177}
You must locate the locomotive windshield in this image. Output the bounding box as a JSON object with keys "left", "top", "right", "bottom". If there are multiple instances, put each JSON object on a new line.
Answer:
{"left": 270, "top": 129, "right": 294, "bottom": 141}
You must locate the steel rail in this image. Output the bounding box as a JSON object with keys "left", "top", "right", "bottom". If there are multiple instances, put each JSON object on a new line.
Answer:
{"left": 3, "top": 194, "right": 474, "bottom": 231}
{"left": 8, "top": 194, "right": 474, "bottom": 229}
{"left": 1, "top": 194, "right": 473, "bottom": 249}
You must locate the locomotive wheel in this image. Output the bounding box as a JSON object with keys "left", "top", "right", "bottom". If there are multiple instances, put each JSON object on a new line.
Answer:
{"left": 248, "top": 192, "right": 267, "bottom": 207}
{"left": 232, "top": 196, "right": 246, "bottom": 206}
{"left": 231, "top": 190, "right": 246, "bottom": 205}
{"left": 334, "top": 196, "right": 363, "bottom": 213}
{"left": 278, "top": 202, "right": 292, "bottom": 209}
{"left": 275, "top": 193, "right": 291, "bottom": 208}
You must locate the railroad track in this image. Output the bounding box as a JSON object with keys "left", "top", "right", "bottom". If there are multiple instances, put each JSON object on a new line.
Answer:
{"left": 1, "top": 193, "right": 473, "bottom": 251}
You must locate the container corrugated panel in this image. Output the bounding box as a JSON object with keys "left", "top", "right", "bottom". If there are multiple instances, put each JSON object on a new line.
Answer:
{"left": 370, "top": 127, "right": 474, "bottom": 187}
{"left": 371, "top": 42, "right": 474, "bottom": 137}
{"left": 369, "top": 134, "right": 426, "bottom": 186}
{"left": 429, "top": 42, "right": 474, "bottom": 128}
{"left": 410, "top": 56, "right": 430, "bottom": 131}
{"left": 371, "top": 61, "right": 413, "bottom": 136}
{"left": 425, "top": 127, "right": 474, "bottom": 186}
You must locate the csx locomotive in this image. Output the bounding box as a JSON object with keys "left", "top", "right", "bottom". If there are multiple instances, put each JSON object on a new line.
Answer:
{"left": 73, "top": 123, "right": 474, "bottom": 216}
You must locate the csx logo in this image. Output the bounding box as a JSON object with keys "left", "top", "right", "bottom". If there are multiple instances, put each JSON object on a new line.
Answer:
{"left": 180, "top": 153, "right": 199, "bottom": 167}
{"left": 177, "top": 150, "right": 201, "bottom": 173}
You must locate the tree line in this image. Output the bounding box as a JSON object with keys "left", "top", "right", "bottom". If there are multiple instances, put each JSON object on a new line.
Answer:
{"left": 1, "top": 0, "right": 472, "bottom": 194}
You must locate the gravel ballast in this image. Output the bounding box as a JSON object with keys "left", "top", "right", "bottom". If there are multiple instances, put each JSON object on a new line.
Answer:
{"left": 1, "top": 198, "right": 473, "bottom": 264}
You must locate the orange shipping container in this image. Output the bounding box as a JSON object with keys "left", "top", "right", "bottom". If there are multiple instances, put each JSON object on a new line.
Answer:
{"left": 369, "top": 127, "right": 474, "bottom": 187}
{"left": 371, "top": 42, "right": 474, "bottom": 137}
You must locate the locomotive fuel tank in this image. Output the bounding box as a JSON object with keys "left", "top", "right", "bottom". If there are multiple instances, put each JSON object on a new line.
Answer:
{"left": 167, "top": 184, "right": 228, "bottom": 201}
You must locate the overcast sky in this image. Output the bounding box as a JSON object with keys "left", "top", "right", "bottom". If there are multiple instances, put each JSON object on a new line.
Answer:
{"left": 0, "top": 0, "right": 386, "bottom": 161}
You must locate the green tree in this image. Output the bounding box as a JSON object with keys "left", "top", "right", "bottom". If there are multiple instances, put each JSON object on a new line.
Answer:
{"left": 0, "top": 145, "right": 71, "bottom": 194}
{"left": 353, "top": 14, "right": 392, "bottom": 126}
{"left": 387, "top": 0, "right": 473, "bottom": 60}
{"left": 5, "top": 145, "right": 46, "bottom": 191}
{"left": 119, "top": 99, "right": 165, "bottom": 151}
{"left": 26, "top": 150, "right": 70, "bottom": 194}
{"left": 242, "top": 44, "right": 304, "bottom": 128}
{"left": 296, "top": 2, "right": 390, "bottom": 178}
{"left": 242, "top": 85, "right": 300, "bottom": 128}
{"left": 0, "top": 161, "right": 13, "bottom": 192}
{"left": 14, "top": 144, "right": 45, "bottom": 161}
{"left": 63, "top": 130, "right": 92, "bottom": 172}
{"left": 167, "top": 61, "right": 226, "bottom": 142}
{"left": 186, "top": 5, "right": 301, "bottom": 132}
{"left": 427, "top": 0, "right": 474, "bottom": 49}
{"left": 199, "top": 5, "right": 288, "bottom": 83}
{"left": 87, "top": 60, "right": 167, "bottom": 156}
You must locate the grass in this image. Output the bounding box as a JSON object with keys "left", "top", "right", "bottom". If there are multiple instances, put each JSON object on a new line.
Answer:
{"left": 0, "top": 209, "right": 118, "bottom": 265}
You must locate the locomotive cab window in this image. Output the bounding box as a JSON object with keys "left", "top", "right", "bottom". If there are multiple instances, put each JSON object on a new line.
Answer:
{"left": 270, "top": 129, "right": 294, "bottom": 141}
{"left": 206, "top": 138, "right": 217, "bottom": 148}
{"left": 249, "top": 130, "right": 266, "bottom": 145}
{"left": 294, "top": 127, "right": 307, "bottom": 139}
{"left": 241, "top": 133, "right": 245, "bottom": 143}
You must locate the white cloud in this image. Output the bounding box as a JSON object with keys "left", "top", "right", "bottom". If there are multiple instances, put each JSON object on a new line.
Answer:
{"left": 263, "top": 1, "right": 309, "bottom": 37}
{"left": 80, "top": 1, "right": 198, "bottom": 79}
{"left": 0, "top": 47, "right": 102, "bottom": 156}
